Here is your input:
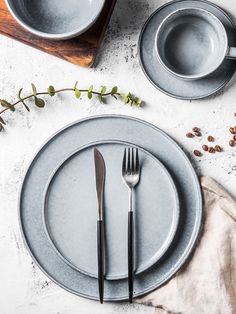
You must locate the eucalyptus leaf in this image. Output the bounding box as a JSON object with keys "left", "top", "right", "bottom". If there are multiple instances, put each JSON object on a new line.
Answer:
{"left": 98, "top": 94, "right": 104, "bottom": 104}
{"left": 34, "top": 96, "right": 45, "bottom": 108}
{"left": 124, "top": 96, "right": 130, "bottom": 104}
{"left": 88, "top": 85, "right": 93, "bottom": 93}
{"left": 18, "top": 88, "right": 30, "bottom": 111}
{"left": 111, "top": 86, "right": 118, "bottom": 95}
{"left": 74, "top": 81, "right": 78, "bottom": 90}
{"left": 18, "top": 88, "right": 23, "bottom": 99}
{"left": 31, "top": 83, "right": 37, "bottom": 96}
{"left": 124, "top": 92, "right": 131, "bottom": 104}
{"left": 101, "top": 86, "right": 106, "bottom": 95}
{"left": 87, "top": 85, "right": 93, "bottom": 99}
{"left": 21, "top": 99, "right": 30, "bottom": 112}
{"left": 48, "top": 85, "right": 56, "bottom": 97}
{"left": 74, "top": 88, "right": 81, "bottom": 99}
{"left": 0, "top": 116, "right": 6, "bottom": 125}
{"left": 137, "top": 99, "right": 143, "bottom": 107}
{"left": 22, "top": 101, "right": 30, "bottom": 112}
{"left": 0, "top": 99, "right": 15, "bottom": 111}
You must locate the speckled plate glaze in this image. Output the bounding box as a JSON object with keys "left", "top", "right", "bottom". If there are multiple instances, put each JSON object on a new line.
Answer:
{"left": 42, "top": 140, "right": 180, "bottom": 280}
{"left": 19, "top": 115, "right": 202, "bottom": 301}
{"left": 139, "top": 0, "right": 236, "bottom": 100}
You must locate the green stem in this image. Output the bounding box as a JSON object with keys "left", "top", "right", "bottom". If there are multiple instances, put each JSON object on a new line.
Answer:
{"left": 0, "top": 88, "right": 121, "bottom": 115}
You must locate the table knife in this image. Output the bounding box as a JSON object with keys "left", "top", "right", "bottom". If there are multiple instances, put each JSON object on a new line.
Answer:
{"left": 94, "top": 148, "right": 105, "bottom": 304}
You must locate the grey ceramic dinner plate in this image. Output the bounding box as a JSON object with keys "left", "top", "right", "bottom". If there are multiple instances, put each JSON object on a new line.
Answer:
{"left": 139, "top": 0, "right": 236, "bottom": 100}
{"left": 42, "top": 141, "right": 180, "bottom": 280}
{"left": 19, "top": 115, "right": 202, "bottom": 301}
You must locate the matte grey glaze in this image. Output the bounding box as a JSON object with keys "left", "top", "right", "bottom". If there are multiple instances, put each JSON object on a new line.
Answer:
{"left": 5, "top": 0, "right": 105, "bottom": 40}
{"left": 19, "top": 115, "right": 202, "bottom": 301}
{"left": 43, "top": 141, "right": 179, "bottom": 280}
{"left": 156, "top": 8, "right": 227, "bottom": 80}
{"left": 139, "top": 0, "right": 236, "bottom": 100}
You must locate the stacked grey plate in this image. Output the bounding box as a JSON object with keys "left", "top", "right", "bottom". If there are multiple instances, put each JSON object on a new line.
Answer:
{"left": 19, "top": 115, "right": 202, "bottom": 301}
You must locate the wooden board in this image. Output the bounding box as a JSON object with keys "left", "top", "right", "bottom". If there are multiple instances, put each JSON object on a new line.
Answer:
{"left": 0, "top": 0, "right": 116, "bottom": 67}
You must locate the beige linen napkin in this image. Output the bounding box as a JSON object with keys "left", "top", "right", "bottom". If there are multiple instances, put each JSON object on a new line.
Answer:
{"left": 137, "top": 176, "right": 236, "bottom": 314}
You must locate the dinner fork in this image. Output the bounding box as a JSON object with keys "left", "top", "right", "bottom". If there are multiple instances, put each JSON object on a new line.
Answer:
{"left": 122, "top": 147, "right": 141, "bottom": 303}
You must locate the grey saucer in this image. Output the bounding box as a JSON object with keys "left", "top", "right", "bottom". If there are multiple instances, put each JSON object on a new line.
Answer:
{"left": 139, "top": 0, "right": 236, "bottom": 99}
{"left": 19, "top": 115, "right": 202, "bottom": 301}
{"left": 42, "top": 141, "right": 180, "bottom": 280}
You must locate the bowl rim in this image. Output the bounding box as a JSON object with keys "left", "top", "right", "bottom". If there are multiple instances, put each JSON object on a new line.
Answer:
{"left": 155, "top": 7, "right": 228, "bottom": 80}
{"left": 4, "top": 0, "right": 106, "bottom": 40}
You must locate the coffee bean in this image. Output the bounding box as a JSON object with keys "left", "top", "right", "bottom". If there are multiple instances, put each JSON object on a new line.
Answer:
{"left": 215, "top": 145, "right": 222, "bottom": 152}
{"left": 186, "top": 132, "right": 194, "bottom": 138}
{"left": 202, "top": 144, "right": 208, "bottom": 151}
{"left": 193, "top": 150, "right": 201, "bottom": 157}
{"left": 207, "top": 136, "right": 214, "bottom": 142}
{"left": 194, "top": 131, "right": 202, "bottom": 137}
{"left": 229, "top": 140, "right": 235, "bottom": 147}
{"left": 234, "top": 126, "right": 236, "bottom": 134}
{"left": 233, "top": 135, "right": 236, "bottom": 142}
{"left": 229, "top": 127, "right": 235, "bottom": 134}
{"left": 208, "top": 147, "right": 215, "bottom": 153}
{"left": 192, "top": 127, "right": 200, "bottom": 132}
{"left": 234, "top": 113, "right": 236, "bottom": 117}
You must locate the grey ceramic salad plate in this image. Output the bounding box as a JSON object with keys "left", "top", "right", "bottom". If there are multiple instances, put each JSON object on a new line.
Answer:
{"left": 139, "top": 0, "right": 236, "bottom": 100}
{"left": 19, "top": 115, "right": 202, "bottom": 301}
{"left": 42, "top": 141, "right": 180, "bottom": 281}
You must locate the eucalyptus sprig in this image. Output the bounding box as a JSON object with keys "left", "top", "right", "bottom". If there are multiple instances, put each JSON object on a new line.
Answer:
{"left": 0, "top": 83, "right": 143, "bottom": 131}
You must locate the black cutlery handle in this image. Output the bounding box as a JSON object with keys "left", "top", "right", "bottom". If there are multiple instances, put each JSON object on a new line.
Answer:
{"left": 128, "top": 211, "right": 134, "bottom": 303}
{"left": 97, "top": 220, "right": 104, "bottom": 304}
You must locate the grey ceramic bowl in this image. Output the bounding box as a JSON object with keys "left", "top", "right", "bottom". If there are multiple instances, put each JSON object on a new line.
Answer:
{"left": 156, "top": 7, "right": 236, "bottom": 80}
{"left": 5, "top": 0, "right": 105, "bottom": 40}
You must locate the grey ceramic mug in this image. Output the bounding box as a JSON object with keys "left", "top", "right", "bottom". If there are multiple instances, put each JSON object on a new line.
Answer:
{"left": 156, "top": 7, "right": 236, "bottom": 80}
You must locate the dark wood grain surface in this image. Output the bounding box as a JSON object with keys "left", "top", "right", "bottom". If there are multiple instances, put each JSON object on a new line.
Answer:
{"left": 0, "top": 0, "right": 116, "bottom": 67}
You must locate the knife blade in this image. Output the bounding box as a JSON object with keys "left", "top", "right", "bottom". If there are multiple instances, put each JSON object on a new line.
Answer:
{"left": 94, "top": 148, "right": 105, "bottom": 304}
{"left": 94, "top": 148, "right": 105, "bottom": 221}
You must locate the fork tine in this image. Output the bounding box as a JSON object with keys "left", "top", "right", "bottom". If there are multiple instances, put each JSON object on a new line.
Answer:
{"left": 127, "top": 148, "right": 131, "bottom": 172}
{"left": 122, "top": 148, "right": 127, "bottom": 173}
{"left": 135, "top": 148, "right": 139, "bottom": 172}
{"left": 131, "top": 148, "right": 135, "bottom": 172}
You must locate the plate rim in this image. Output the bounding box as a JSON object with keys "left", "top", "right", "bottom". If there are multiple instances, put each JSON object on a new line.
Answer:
{"left": 18, "top": 114, "right": 203, "bottom": 301}
{"left": 138, "top": 0, "right": 236, "bottom": 100}
{"left": 42, "top": 139, "right": 180, "bottom": 280}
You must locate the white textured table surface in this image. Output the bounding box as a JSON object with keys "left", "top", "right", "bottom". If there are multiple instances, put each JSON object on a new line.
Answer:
{"left": 1, "top": 0, "right": 236, "bottom": 313}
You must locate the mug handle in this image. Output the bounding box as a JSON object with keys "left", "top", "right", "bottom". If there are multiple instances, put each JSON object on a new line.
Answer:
{"left": 226, "top": 47, "right": 236, "bottom": 59}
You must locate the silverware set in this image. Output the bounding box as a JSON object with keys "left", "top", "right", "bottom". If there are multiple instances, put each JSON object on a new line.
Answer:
{"left": 94, "top": 147, "right": 141, "bottom": 303}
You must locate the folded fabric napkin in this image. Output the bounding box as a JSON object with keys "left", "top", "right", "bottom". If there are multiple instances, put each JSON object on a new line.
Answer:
{"left": 136, "top": 176, "right": 236, "bottom": 314}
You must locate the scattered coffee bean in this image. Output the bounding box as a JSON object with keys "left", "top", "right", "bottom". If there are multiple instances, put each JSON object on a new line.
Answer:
{"left": 215, "top": 145, "right": 222, "bottom": 152}
{"left": 208, "top": 147, "right": 215, "bottom": 153}
{"left": 194, "top": 131, "right": 202, "bottom": 137}
{"left": 207, "top": 136, "right": 214, "bottom": 142}
{"left": 202, "top": 144, "right": 208, "bottom": 151}
{"left": 229, "top": 127, "right": 235, "bottom": 134}
{"left": 192, "top": 127, "right": 200, "bottom": 133}
{"left": 233, "top": 135, "right": 236, "bottom": 142}
{"left": 234, "top": 126, "right": 236, "bottom": 134}
{"left": 186, "top": 132, "right": 194, "bottom": 138}
{"left": 234, "top": 113, "right": 236, "bottom": 117}
{"left": 193, "top": 150, "right": 201, "bottom": 157}
{"left": 229, "top": 140, "right": 235, "bottom": 147}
